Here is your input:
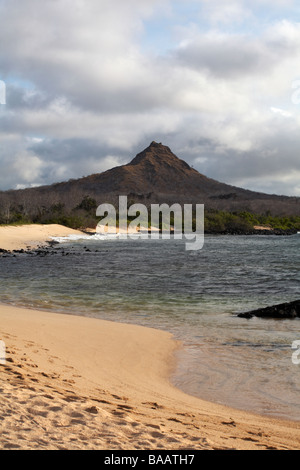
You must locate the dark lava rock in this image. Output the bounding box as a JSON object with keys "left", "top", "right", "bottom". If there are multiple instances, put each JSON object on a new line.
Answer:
{"left": 237, "top": 300, "right": 300, "bottom": 319}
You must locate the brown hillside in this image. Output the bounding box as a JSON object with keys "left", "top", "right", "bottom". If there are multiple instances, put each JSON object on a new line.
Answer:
{"left": 0, "top": 141, "right": 299, "bottom": 216}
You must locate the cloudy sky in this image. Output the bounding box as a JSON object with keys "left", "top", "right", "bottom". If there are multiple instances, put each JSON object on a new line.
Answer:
{"left": 0, "top": 0, "right": 300, "bottom": 195}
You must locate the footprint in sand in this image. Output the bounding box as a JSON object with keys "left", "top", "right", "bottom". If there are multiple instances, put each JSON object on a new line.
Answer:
{"left": 85, "top": 406, "right": 98, "bottom": 415}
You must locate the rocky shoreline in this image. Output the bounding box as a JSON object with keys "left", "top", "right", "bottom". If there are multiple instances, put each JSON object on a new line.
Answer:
{"left": 205, "top": 228, "right": 298, "bottom": 236}
{"left": 0, "top": 241, "right": 84, "bottom": 258}
{"left": 237, "top": 300, "right": 300, "bottom": 319}
{"left": 0, "top": 228, "right": 298, "bottom": 258}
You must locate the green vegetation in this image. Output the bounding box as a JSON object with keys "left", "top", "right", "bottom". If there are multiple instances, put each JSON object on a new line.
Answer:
{"left": 0, "top": 198, "right": 299, "bottom": 233}
{"left": 203, "top": 210, "right": 300, "bottom": 233}
{"left": 0, "top": 196, "right": 100, "bottom": 230}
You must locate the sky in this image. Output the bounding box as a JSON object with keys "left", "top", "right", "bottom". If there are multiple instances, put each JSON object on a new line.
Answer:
{"left": 0, "top": 0, "right": 300, "bottom": 196}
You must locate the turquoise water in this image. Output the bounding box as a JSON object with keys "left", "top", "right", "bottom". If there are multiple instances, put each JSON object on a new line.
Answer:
{"left": 0, "top": 234, "right": 299, "bottom": 420}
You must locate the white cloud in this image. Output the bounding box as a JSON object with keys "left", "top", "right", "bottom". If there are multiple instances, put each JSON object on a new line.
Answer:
{"left": 270, "top": 107, "right": 292, "bottom": 118}
{"left": 200, "top": 0, "right": 253, "bottom": 26}
{"left": 13, "top": 152, "right": 44, "bottom": 183}
{"left": 0, "top": 0, "right": 299, "bottom": 196}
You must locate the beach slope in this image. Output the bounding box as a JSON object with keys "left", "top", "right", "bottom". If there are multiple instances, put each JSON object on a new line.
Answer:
{"left": 0, "top": 224, "right": 84, "bottom": 251}
{"left": 1, "top": 304, "right": 300, "bottom": 450}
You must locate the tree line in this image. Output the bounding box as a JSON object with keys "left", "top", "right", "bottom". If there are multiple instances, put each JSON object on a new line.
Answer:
{"left": 0, "top": 194, "right": 299, "bottom": 234}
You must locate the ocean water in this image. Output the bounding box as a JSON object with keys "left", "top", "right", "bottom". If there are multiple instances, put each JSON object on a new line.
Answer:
{"left": 0, "top": 234, "right": 299, "bottom": 421}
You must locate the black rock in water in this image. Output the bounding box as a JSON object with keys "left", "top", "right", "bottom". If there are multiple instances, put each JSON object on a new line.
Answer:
{"left": 237, "top": 300, "right": 300, "bottom": 319}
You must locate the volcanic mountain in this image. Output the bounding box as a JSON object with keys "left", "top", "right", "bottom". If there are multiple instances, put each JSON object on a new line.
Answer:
{"left": 1, "top": 141, "right": 300, "bottom": 216}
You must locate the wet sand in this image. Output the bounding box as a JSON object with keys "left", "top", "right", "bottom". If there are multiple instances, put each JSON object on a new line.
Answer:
{"left": 1, "top": 304, "right": 300, "bottom": 450}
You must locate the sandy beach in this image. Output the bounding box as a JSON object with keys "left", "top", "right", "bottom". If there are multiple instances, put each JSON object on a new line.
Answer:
{"left": 1, "top": 304, "right": 300, "bottom": 451}
{"left": 0, "top": 225, "right": 300, "bottom": 450}
{"left": 0, "top": 224, "right": 85, "bottom": 251}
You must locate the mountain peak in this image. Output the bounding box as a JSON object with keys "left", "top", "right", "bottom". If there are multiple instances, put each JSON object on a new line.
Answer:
{"left": 128, "top": 142, "right": 192, "bottom": 171}
{"left": 1, "top": 142, "right": 299, "bottom": 219}
{"left": 150, "top": 140, "right": 163, "bottom": 147}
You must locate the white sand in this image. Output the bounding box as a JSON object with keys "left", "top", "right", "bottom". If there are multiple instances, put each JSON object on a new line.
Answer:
{"left": 1, "top": 304, "right": 300, "bottom": 450}
{"left": 0, "top": 224, "right": 84, "bottom": 251}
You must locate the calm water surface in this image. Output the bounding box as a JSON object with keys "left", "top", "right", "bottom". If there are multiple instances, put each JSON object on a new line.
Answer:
{"left": 0, "top": 234, "right": 299, "bottom": 420}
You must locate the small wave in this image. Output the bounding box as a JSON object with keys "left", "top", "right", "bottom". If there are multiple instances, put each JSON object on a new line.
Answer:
{"left": 51, "top": 231, "right": 150, "bottom": 244}
{"left": 50, "top": 233, "right": 120, "bottom": 243}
